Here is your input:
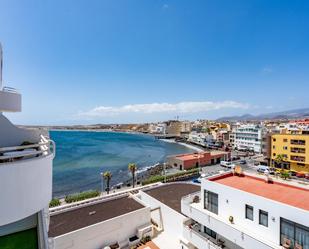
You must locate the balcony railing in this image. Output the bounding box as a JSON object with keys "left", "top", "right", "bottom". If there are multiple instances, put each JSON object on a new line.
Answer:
{"left": 0, "top": 136, "right": 55, "bottom": 163}
{"left": 183, "top": 219, "right": 227, "bottom": 249}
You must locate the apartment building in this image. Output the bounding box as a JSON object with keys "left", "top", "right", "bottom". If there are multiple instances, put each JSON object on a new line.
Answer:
{"left": 181, "top": 172, "right": 309, "bottom": 249}
{"left": 0, "top": 44, "right": 55, "bottom": 248}
{"left": 233, "top": 124, "right": 265, "bottom": 153}
{"left": 271, "top": 133, "right": 309, "bottom": 173}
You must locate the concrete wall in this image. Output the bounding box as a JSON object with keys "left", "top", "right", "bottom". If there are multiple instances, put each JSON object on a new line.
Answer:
{"left": 0, "top": 154, "right": 53, "bottom": 226}
{"left": 138, "top": 191, "right": 186, "bottom": 239}
{"left": 0, "top": 90, "right": 21, "bottom": 112}
{"left": 0, "top": 114, "right": 41, "bottom": 147}
{"left": 50, "top": 207, "right": 151, "bottom": 249}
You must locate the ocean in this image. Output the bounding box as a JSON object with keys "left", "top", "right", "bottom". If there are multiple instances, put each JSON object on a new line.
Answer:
{"left": 50, "top": 131, "right": 196, "bottom": 197}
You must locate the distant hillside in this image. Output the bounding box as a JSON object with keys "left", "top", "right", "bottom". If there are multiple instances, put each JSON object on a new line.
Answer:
{"left": 216, "top": 108, "right": 309, "bottom": 121}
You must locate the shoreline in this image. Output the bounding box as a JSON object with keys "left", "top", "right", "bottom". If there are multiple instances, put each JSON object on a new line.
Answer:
{"left": 159, "top": 138, "right": 204, "bottom": 153}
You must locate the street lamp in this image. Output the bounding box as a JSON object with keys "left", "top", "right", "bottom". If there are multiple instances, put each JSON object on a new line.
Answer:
{"left": 100, "top": 172, "right": 104, "bottom": 195}
{"left": 163, "top": 162, "right": 167, "bottom": 183}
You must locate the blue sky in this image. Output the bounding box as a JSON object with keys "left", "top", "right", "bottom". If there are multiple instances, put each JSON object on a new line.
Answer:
{"left": 1, "top": 0, "right": 309, "bottom": 125}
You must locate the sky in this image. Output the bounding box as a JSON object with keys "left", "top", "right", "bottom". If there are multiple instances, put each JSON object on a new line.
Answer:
{"left": 1, "top": 0, "right": 309, "bottom": 125}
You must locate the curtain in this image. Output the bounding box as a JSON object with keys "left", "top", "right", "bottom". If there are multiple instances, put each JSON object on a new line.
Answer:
{"left": 295, "top": 226, "right": 309, "bottom": 249}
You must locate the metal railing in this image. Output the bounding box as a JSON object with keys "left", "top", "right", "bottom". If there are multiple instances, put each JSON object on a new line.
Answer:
{"left": 1, "top": 86, "right": 19, "bottom": 93}
{"left": 0, "top": 137, "right": 55, "bottom": 162}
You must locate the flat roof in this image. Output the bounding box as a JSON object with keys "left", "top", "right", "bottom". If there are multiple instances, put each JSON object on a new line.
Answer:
{"left": 145, "top": 183, "right": 200, "bottom": 213}
{"left": 48, "top": 195, "right": 144, "bottom": 237}
{"left": 173, "top": 151, "right": 228, "bottom": 161}
{"left": 210, "top": 173, "right": 309, "bottom": 211}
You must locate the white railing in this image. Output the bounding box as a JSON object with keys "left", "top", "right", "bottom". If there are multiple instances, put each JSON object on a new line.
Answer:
{"left": 183, "top": 219, "right": 224, "bottom": 249}
{"left": 1, "top": 86, "right": 19, "bottom": 93}
{"left": 0, "top": 137, "right": 55, "bottom": 162}
{"left": 49, "top": 182, "right": 162, "bottom": 215}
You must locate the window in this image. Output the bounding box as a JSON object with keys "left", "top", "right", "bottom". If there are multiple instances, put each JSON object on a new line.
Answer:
{"left": 204, "top": 226, "right": 217, "bottom": 239}
{"left": 280, "top": 218, "right": 309, "bottom": 249}
{"left": 259, "top": 210, "right": 268, "bottom": 227}
{"left": 204, "top": 190, "right": 218, "bottom": 214}
{"left": 273, "top": 145, "right": 276, "bottom": 149}
{"left": 273, "top": 138, "right": 276, "bottom": 142}
{"left": 283, "top": 139, "right": 288, "bottom": 142}
{"left": 245, "top": 205, "right": 254, "bottom": 221}
{"left": 283, "top": 146, "right": 288, "bottom": 150}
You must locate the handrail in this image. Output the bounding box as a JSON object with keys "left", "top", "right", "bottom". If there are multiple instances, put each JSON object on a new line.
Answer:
{"left": 0, "top": 139, "right": 55, "bottom": 161}
{"left": 0, "top": 141, "right": 49, "bottom": 152}
{"left": 184, "top": 224, "right": 222, "bottom": 249}
{"left": 2, "top": 86, "right": 19, "bottom": 93}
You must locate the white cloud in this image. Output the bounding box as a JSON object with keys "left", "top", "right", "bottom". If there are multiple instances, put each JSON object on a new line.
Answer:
{"left": 78, "top": 100, "right": 250, "bottom": 118}
{"left": 162, "top": 4, "right": 169, "bottom": 9}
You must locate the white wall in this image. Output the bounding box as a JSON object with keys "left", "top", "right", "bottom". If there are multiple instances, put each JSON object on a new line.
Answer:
{"left": 0, "top": 90, "right": 21, "bottom": 112}
{"left": 139, "top": 191, "right": 186, "bottom": 239}
{"left": 0, "top": 114, "right": 41, "bottom": 147}
{"left": 51, "top": 207, "right": 151, "bottom": 249}
{"left": 200, "top": 178, "right": 309, "bottom": 247}
{"left": 0, "top": 154, "right": 53, "bottom": 226}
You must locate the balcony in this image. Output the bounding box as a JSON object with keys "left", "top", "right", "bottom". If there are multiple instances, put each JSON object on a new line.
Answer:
{"left": 0, "top": 87, "right": 21, "bottom": 112}
{"left": 181, "top": 193, "right": 281, "bottom": 249}
{"left": 0, "top": 136, "right": 55, "bottom": 226}
{"left": 183, "top": 219, "right": 229, "bottom": 249}
{"left": 290, "top": 140, "right": 306, "bottom": 146}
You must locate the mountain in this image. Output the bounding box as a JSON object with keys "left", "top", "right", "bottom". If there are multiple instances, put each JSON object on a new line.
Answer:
{"left": 216, "top": 108, "right": 309, "bottom": 121}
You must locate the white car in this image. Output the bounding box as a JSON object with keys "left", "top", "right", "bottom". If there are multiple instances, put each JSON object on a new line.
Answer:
{"left": 220, "top": 161, "right": 236, "bottom": 169}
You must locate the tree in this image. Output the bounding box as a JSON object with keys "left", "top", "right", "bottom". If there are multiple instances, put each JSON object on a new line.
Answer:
{"left": 128, "top": 163, "right": 137, "bottom": 188}
{"left": 274, "top": 154, "right": 285, "bottom": 170}
{"left": 103, "top": 171, "right": 112, "bottom": 194}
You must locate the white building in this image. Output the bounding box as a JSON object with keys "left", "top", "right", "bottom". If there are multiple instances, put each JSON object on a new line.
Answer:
{"left": 233, "top": 124, "right": 265, "bottom": 153}
{"left": 0, "top": 43, "right": 55, "bottom": 248}
{"left": 188, "top": 132, "right": 214, "bottom": 147}
{"left": 149, "top": 123, "right": 167, "bottom": 134}
{"left": 181, "top": 172, "right": 309, "bottom": 249}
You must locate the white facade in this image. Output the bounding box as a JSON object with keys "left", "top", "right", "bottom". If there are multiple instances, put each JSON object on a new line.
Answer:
{"left": 233, "top": 124, "right": 265, "bottom": 153}
{"left": 0, "top": 44, "right": 55, "bottom": 249}
{"left": 181, "top": 173, "right": 309, "bottom": 249}
{"left": 149, "top": 123, "right": 167, "bottom": 134}
{"left": 50, "top": 207, "right": 151, "bottom": 249}
{"left": 188, "top": 132, "right": 213, "bottom": 147}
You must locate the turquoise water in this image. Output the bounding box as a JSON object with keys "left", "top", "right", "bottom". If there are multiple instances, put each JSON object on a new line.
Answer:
{"left": 50, "top": 131, "right": 195, "bottom": 197}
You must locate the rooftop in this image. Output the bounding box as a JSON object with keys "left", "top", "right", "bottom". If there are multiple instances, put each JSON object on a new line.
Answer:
{"left": 48, "top": 195, "right": 144, "bottom": 237}
{"left": 145, "top": 183, "right": 200, "bottom": 213}
{"left": 173, "top": 151, "right": 227, "bottom": 161}
{"left": 210, "top": 173, "right": 309, "bottom": 211}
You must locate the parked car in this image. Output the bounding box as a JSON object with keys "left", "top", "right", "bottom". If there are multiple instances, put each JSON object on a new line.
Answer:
{"left": 239, "top": 160, "right": 246, "bottom": 165}
{"left": 257, "top": 165, "right": 270, "bottom": 173}
{"left": 220, "top": 161, "right": 236, "bottom": 169}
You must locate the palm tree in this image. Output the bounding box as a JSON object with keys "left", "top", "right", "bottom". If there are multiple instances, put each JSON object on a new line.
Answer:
{"left": 274, "top": 154, "right": 285, "bottom": 170}
{"left": 103, "top": 171, "right": 112, "bottom": 194}
{"left": 128, "top": 163, "right": 137, "bottom": 188}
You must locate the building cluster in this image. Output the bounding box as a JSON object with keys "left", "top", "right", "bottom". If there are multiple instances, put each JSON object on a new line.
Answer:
{"left": 0, "top": 46, "right": 309, "bottom": 249}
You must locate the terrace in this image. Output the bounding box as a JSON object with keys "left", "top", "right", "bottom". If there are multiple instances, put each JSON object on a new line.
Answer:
{"left": 209, "top": 173, "right": 309, "bottom": 211}
{"left": 144, "top": 183, "right": 200, "bottom": 213}
{"left": 49, "top": 195, "right": 145, "bottom": 237}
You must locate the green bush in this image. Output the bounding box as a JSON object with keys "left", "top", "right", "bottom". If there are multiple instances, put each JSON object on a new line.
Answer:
{"left": 65, "top": 190, "right": 100, "bottom": 203}
{"left": 49, "top": 198, "right": 61, "bottom": 208}
{"left": 142, "top": 168, "right": 200, "bottom": 185}
{"left": 280, "top": 171, "right": 290, "bottom": 180}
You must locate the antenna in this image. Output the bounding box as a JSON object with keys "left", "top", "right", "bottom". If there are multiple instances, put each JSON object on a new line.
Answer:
{"left": 0, "top": 42, "right": 2, "bottom": 89}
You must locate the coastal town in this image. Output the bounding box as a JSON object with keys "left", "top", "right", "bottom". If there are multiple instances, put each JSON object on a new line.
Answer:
{"left": 1, "top": 1, "right": 309, "bottom": 249}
